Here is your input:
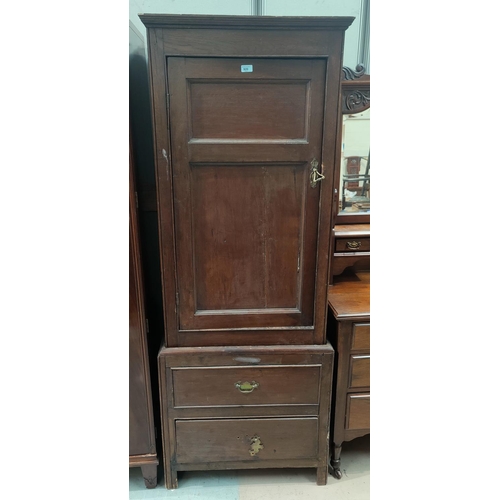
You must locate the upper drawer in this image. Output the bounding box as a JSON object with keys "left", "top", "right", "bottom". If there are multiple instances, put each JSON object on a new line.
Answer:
{"left": 335, "top": 237, "right": 370, "bottom": 253}
{"left": 172, "top": 365, "right": 321, "bottom": 408}
{"left": 352, "top": 323, "right": 370, "bottom": 350}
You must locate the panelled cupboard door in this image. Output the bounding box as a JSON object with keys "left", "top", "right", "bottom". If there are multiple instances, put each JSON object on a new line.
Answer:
{"left": 167, "top": 57, "right": 329, "bottom": 346}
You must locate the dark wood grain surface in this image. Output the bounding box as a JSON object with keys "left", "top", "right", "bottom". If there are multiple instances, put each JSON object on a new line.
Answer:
{"left": 175, "top": 418, "right": 319, "bottom": 463}
{"left": 328, "top": 270, "right": 370, "bottom": 320}
{"left": 140, "top": 14, "right": 355, "bottom": 30}
{"left": 159, "top": 343, "right": 334, "bottom": 488}
{"left": 129, "top": 133, "right": 158, "bottom": 488}
{"left": 142, "top": 13, "right": 352, "bottom": 489}
{"left": 334, "top": 223, "right": 370, "bottom": 236}
{"left": 167, "top": 56, "right": 326, "bottom": 344}
{"left": 327, "top": 270, "right": 370, "bottom": 479}
{"left": 172, "top": 364, "right": 321, "bottom": 407}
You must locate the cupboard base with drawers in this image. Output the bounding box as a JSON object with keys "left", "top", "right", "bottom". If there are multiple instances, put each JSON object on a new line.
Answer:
{"left": 158, "top": 344, "right": 334, "bottom": 489}
{"left": 327, "top": 270, "right": 370, "bottom": 479}
{"left": 139, "top": 13, "right": 354, "bottom": 489}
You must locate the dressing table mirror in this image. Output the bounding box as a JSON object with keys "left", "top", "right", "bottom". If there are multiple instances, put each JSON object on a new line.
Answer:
{"left": 330, "top": 65, "right": 370, "bottom": 278}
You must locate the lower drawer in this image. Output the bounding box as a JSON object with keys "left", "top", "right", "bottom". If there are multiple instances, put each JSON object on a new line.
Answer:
{"left": 346, "top": 394, "right": 370, "bottom": 430}
{"left": 175, "top": 417, "right": 318, "bottom": 464}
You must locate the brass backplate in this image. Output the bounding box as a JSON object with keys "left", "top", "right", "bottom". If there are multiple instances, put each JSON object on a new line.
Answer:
{"left": 249, "top": 436, "right": 264, "bottom": 456}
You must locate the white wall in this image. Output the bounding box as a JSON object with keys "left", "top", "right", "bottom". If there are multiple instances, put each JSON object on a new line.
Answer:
{"left": 263, "top": 0, "right": 364, "bottom": 70}
{"left": 129, "top": 0, "right": 369, "bottom": 71}
{"left": 129, "top": 0, "right": 254, "bottom": 45}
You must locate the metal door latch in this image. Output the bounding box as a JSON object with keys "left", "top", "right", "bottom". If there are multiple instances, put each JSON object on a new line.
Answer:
{"left": 310, "top": 158, "right": 325, "bottom": 187}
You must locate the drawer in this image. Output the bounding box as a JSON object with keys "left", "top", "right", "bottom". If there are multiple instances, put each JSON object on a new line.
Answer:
{"left": 352, "top": 323, "right": 370, "bottom": 350}
{"left": 172, "top": 365, "right": 321, "bottom": 407}
{"left": 348, "top": 355, "right": 370, "bottom": 388}
{"left": 346, "top": 394, "right": 370, "bottom": 430}
{"left": 335, "top": 237, "right": 370, "bottom": 253}
{"left": 175, "top": 417, "right": 318, "bottom": 464}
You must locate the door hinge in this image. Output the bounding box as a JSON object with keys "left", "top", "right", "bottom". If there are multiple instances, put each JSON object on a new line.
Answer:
{"left": 175, "top": 292, "right": 179, "bottom": 307}
{"left": 145, "top": 318, "right": 149, "bottom": 333}
{"left": 134, "top": 191, "right": 139, "bottom": 209}
{"left": 166, "top": 92, "right": 170, "bottom": 110}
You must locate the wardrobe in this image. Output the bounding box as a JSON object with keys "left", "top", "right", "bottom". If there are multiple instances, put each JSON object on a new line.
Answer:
{"left": 129, "top": 135, "right": 158, "bottom": 487}
{"left": 139, "top": 14, "right": 354, "bottom": 489}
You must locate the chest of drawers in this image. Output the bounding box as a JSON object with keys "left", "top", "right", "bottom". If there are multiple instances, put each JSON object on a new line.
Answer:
{"left": 327, "top": 270, "right": 370, "bottom": 479}
{"left": 158, "top": 344, "right": 334, "bottom": 488}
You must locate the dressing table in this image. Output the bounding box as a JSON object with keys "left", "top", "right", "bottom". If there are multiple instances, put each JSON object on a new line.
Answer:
{"left": 328, "top": 65, "right": 370, "bottom": 479}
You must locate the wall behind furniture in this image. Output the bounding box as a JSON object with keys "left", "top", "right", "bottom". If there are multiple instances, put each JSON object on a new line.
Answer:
{"left": 129, "top": 0, "right": 369, "bottom": 71}
{"left": 263, "top": 0, "right": 366, "bottom": 70}
{"left": 129, "top": 0, "right": 254, "bottom": 45}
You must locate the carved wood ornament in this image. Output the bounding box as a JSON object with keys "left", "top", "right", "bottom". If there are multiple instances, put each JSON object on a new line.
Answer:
{"left": 341, "top": 64, "right": 370, "bottom": 114}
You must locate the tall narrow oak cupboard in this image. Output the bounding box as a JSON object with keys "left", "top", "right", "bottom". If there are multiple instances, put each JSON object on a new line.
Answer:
{"left": 139, "top": 14, "right": 354, "bottom": 489}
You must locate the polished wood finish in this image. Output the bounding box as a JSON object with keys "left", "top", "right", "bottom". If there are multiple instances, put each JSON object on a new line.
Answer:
{"left": 349, "top": 355, "right": 370, "bottom": 388}
{"left": 141, "top": 13, "right": 354, "bottom": 489}
{"left": 176, "top": 418, "right": 318, "bottom": 463}
{"left": 334, "top": 224, "right": 371, "bottom": 236}
{"left": 327, "top": 270, "right": 370, "bottom": 479}
{"left": 168, "top": 57, "right": 326, "bottom": 341}
{"left": 129, "top": 135, "right": 158, "bottom": 488}
{"left": 172, "top": 365, "right": 321, "bottom": 407}
{"left": 141, "top": 13, "right": 353, "bottom": 348}
{"left": 352, "top": 323, "right": 370, "bottom": 350}
{"left": 328, "top": 271, "right": 370, "bottom": 320}
{"left": 330, "top": 224, "right": 370, "bottom": 279}
{"left": 335, "top": 236, "right": 370, "bottom": 253}
{"left": 158, "top": 343, "right": 334, "bottom": 489}
{"left": 140, "top": 14, "right": 357, "bottom": 29}
{"left": 346, "top": 394, "right": 370, "bottom": 430}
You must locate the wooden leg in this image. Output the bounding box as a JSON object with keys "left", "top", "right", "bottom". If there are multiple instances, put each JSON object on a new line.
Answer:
{"left": 165, "top": 466, "right": 178, "bottom": 490}
{"left": 331, "top": 444, "right": 342, "bottom": 480}
{"left": 316, "top": 465, "right": 328, "bottom": 485}
{"left": 140, "top": 464, "right": 157, "bottom": 489}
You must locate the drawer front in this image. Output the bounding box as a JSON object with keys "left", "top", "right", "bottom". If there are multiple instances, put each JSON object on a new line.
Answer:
{"left": 335, "top": 237, "right": 370, "bottom": 253}
{"left": 176, "top": 417, "right": 318, "bottom": 464}
{"left": 352, "top": 323, "right": 370, "bottom": 350}
{"left": 172, "top": 365, "right": 321, "bottom": 407}
{"left": 346, "top": 394, "right": 370, "bottom": 430}
{"left": 348, "top": 355, "right": 370, "bottom": 388}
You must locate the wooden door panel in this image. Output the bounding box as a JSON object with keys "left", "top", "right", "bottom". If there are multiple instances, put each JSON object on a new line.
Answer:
{"left": 189, "top": 80, "right": 309, "bottom": 141}
{"left": 167, "top": 57, "right": 326, "bottom": 343}
{"left": 192, "top": 163, "right": 305, "bottom": 312}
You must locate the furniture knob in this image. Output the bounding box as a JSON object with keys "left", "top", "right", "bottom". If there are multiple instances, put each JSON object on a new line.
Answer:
{"left": 347, "top": 240, "right": 361, "bottom": 249}
{"left": 235, "top": 381, "right": 259, "bottom": 393}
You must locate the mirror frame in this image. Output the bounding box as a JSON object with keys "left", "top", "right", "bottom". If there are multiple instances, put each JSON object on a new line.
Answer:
{"left": 333, "top": 64, "right": 370, "bottom": 225}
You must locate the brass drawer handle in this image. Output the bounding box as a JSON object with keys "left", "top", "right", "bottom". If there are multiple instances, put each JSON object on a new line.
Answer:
{"left": 235, "top": 381, "right": 259, "bottom": 393}
{"left": 346, "top": 240, "right": 361, "bottom": 249}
